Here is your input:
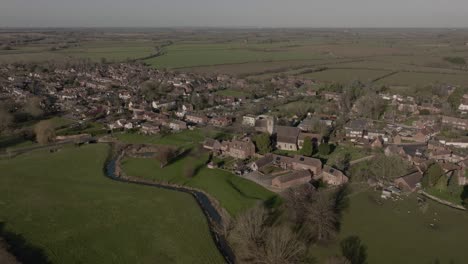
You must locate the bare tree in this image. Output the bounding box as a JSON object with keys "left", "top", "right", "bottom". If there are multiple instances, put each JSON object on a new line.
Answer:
{"left": 306, "top": 191, "right": 339, "bottom": 242}
{"left": 23, "top": 97, "right": 44, "bottom": 118}
{"left": 0, "top": 109, "right": 13, "bottom": 133}
{"left": 183, "top": 160, "right": 196, "bottom": 178}
{"left": 326, "top": 256, "right": 351, "bottom": 264}
{"left": 262, "top": 226, "right": 306, "bottom": 264}
{"left": 228, "top": 205, "right": 307, "bottom": 264}
{"left": 34, "top": 120, "right": 55, "bottom": 145}
{"left": 156, "top": 148, "right": 176, "bottom": 168}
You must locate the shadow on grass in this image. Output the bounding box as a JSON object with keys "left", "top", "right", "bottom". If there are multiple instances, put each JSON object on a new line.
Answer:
{"left": 0, "top": 222, "right": 51, "bottom": 264}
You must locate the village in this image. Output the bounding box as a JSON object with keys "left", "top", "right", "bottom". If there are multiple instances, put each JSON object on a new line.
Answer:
{"left": 1, "top": 61, "right": 468, "bottom": 205}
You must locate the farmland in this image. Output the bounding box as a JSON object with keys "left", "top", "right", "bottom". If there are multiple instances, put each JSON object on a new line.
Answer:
{"left": 0, "top": 144, "right": 225, "bottom": 264}
{"left": 2, "top": 29, "right": 468, "bottom": 87}
{"left": 316, "top": 189, "right": 468, "bottom": 264}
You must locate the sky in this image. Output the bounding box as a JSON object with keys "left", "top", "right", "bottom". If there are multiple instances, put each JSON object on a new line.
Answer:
{"left": 1, "top": 0, "right": 468, "bottom": 28}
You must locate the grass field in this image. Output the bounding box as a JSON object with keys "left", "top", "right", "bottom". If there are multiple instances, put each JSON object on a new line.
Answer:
{"left": 115, "top": 128, "right": 218, "bottom": 148}
{"left": 0, "top": 144, "right": 225, "bottom": 264}
{"left": 121, "top": 153, "right": 278, "bottom": 216}
{"left": 315, "top": 190, "right": 468, "bottom": 264}
{"left": 300, "top": 68, "right": 392, "bottom": 83}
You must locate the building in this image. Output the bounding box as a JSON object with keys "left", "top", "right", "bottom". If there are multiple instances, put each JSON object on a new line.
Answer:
{"left": 290, "top": 155, "right": 322, "bottom": 175}
{"left": 255, "top": 115, "right": 275, "bottom": 135}
{"left": 271, "top": 170, "right": 312, "bottom": 189}
{"left": 222, "top": 138, "right": 256, "bottom": 160}
{"left": 210, "top": 116, "right": 233, "bottom": 127}
{"left": 169, "top": 120, "right": 187, "bottom": 131}
{"left": 242, "top": 115, "right": 256, "bottom": 127}
{"left": 394, "top": 171, "right": 423, "bottom": 192}
{"left": 297, "top": 132, "right": 322, "bottom": 149}
{"left": 276, "top": 126, "right": 300, "bottom": 151}
{"left": 345, "top": 119, "right": 370, "bottom": 140}
{"left": 318, "top": 165, "right": 348, "bottom": 185}
{"left": 140, "top": 122, "right": 160, "bottom": 135}
{"left": 185, "top": 113, "right": 209, "bottom": 125}
{"left": 442, "top": 116, "right": 468, "bottom": 131}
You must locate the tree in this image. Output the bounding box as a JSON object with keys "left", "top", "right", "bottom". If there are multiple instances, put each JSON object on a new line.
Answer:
{"left": 300, "top": 137, "right": 313, "bottom": 157}
{"left": 447, "top": 174, "right": 460, "bottom": 196}
{"left": 327, "top": 256, "right": 351, "bottom": 264}
{"left": 319, "top": 143, "right": 331, "bottom": 156}
{"left": 156, "top": 148, "right": 176, "bottom": 168}
{"left": 461, "top": 186, "right": 468, "bottom": 207}
{"left": 334, "top": 152, "right": 352, "bottom": 174}
{"left": 354, "top": 93, "right": 387, "bottom": 120}
{"left": 183, "top": 160, "right": 196, "bottom": 178}
{"left": 0, "top": 108, "right": 13, "bottom": 133}
{"left": 34, "top": 120, "right": 55, "bottom": 145}
{"left": 262, "top": 226, "right": 307, "bottom": 264}
{"left": 434, "top": 175, "right": 448, "bottom": 192}
{"left": 340, "top": 236, "right": 367, "bottom": 264}
{"left": 422, "top": 163, "right": 444, "bottom": 188}
{"left": 254, "top": 133, "right": 272, "bottom": 155}
{"left": 306, "top": 191, "right": 338, "bottom": 241}
{"left": 23, "top": 97, "right": 44, "bottom": 118}
{"left": 368, "top": 154, "right": 408, "bottom": 182}
{"left": 228, "top": 206, "right": 307, "bottom": 264}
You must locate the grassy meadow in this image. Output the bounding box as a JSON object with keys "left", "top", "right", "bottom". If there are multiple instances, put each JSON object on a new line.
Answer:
{"left": 121, "top": 153, "right": 278, "bottom": 216}
{"left": 315, "top": 189, "right": 468, "bottom": 264}
{"left": 0, "top": 144, "right": 225, "bottom": 264}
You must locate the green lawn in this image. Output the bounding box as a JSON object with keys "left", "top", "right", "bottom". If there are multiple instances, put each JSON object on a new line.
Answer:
{"left": 115, "top": 129, "right": 218, "bottom": 148}
{"left": 121, "top": 154, "right": 278, "bottom": 216}
{"left": 0, "top": 144, "right": 224, "bottom": 264}
{"left": 315, "top": 190, "right": 468, "bottom": 264}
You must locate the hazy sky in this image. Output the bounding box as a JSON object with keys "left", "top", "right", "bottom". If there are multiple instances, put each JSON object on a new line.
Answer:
{"left": 1, "top": 0, "right": 468, "bottom": 28}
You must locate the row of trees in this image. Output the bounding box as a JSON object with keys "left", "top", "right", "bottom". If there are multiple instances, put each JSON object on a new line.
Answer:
{"left": 226, "top": 185, "right": 368, "bottom": 263}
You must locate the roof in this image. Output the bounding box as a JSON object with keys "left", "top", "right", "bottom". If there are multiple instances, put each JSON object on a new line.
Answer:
{"left": 254, "top": 154, "right": 274, "bottom": 168}
{"left": 298, "top": 132, "right": 322, "bottom": 141}
{"left": 345, "top": 119, "right": 370, "bottom": 130}
{"left": 396, "top": 171, "right": 423, "bottom": 189}
{"left": 274, "top": 170, "right": 311, "bottom": 183}
{"left": 276, "top": 126, "right": 300, "bottom": 144}
{"left": 292, "top": 155, "right": 322, "bottom": 168}
{"left": 322, "top": 165, "right": 345, "bottom": 178}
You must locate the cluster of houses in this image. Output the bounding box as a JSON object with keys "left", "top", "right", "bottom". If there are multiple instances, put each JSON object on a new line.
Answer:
{"left": 2, "top": 61, "right": 468, "bottom": 196}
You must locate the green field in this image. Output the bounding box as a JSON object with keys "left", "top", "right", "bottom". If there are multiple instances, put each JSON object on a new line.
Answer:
{"left": 316, "top": 190, "right": 468, "bottom": 264}
{"left": 0, "top": 144, "right": 224, "bottom": 264}
{"left": 121, "top": 153, "right": 277, "bottom": 216}
{"left": 300, "top": 68, "right": 392, "bottom": 83}
{"left": 115, "top": 129, "right": 218, "bottom": 148}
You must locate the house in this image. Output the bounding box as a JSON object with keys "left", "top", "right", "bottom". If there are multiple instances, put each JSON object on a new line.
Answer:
{"left": 384, "top": 145, "right": 406, "bottom": 157}
{"left": 255, "top": 115, "right": 275, "bottom": 135}
{"left": 275, "top": 126, "right": 300, "bottom": 151}
{"left": 413, "top": 128, "right": 435, "bottom": 143}
{"left": 242, "top": 115, "right": 256, "bottom": 127}
{"left": 210, "top": 116, "right": 233, "bottom": 127}
{"left": 297, "top": 132, "right": 322, "bottom": 149}
{"left": 185, "top": 113, "right": 209, "bottom": 125}
{"left": 291, "top": 155, "right": 322, "bottom": 175}
{"left": 458, "top": 96, "right": 468, "bottom": 112}
{"left": 169, "top": 120, "right": 187, "bottom": 131}
{"left": 203, "top": 138, "right": 222, "bottom": 154}
{"left": 441, "top": 116, "right": 468, "bottom": 131}
{"left": 140, "top": 122, "right": 160, "bottom": 135}
{"left": 222, "top": 138, "right": 256, "bottom": 160}
{"left": 322, "top": 92, "right": 342, "bottom": 101}
{"left": 394, "top": 171, "right": 423, "bottom": 192}
{"left": 271, "top": 170, "right": 312, "bottom": 189}
{"left": 251, "top": 154, "right": 274, "bottom": 171}
{"left": 317, "top": 165, "right": 348, "bottom": 185}
{"left": 345, "top": 119, "right": 370, "bottom": 140}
